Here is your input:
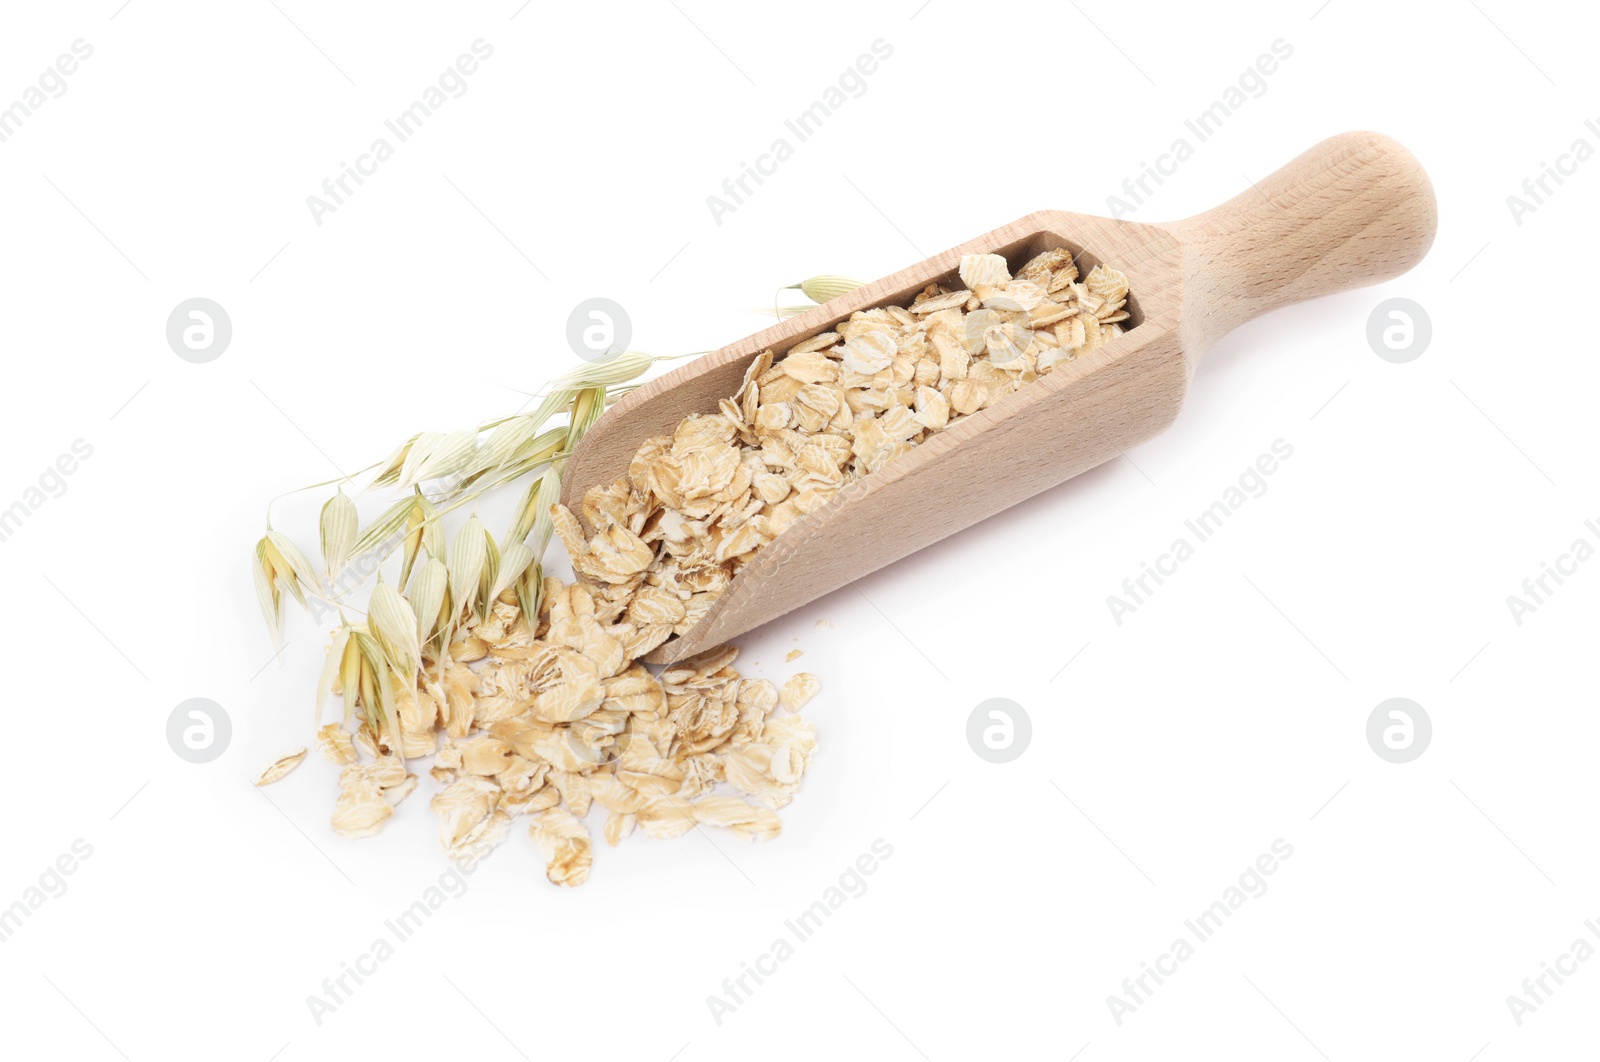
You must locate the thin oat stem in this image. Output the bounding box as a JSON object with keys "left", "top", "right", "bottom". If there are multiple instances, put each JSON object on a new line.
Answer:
{"left": 265, "top": 462, "right": 381, "bottom": 524}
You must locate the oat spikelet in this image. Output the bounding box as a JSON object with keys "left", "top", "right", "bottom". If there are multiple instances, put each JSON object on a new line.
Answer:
{"left": 315, "top": 626, "right": 353, "bottom": 728}
{"left": 548, "top": 350, "right": 654, "bottom": 391}
{"left": 797, "top": 275, "right": 867, "bottom": 304}
{"left": 507, "top": 465, "right": 562, "bottom": 548}
{"left": 408, "top": 558, "right": 449, "bottom": 650}
{"left": 253, "top": 538, "right": 282, "bottom": 646}
{"left": 367, "top": 580, "right": 421, "bottom": 677}
{"left": 349, "top": 496, "right": 413, "bottom": 567}
{"left": 565, "top": 386, "right": 607, "bottom": 455}
{"left": 319, "top": 492, "right": 358, "bottom": 579}
{"left": 263, "top": 530, "right": 318, "bottom": 606}
{"left": 446, "top": 516, "right": 488, "bottom": 629}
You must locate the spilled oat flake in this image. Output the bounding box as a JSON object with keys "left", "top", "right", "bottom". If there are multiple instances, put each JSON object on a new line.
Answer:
{"left": 255, "top": 748, "right": 307, "bottom": 786}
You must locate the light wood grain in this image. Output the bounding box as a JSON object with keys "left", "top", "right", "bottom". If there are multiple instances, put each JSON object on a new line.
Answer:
{"left": 562, "top": 131, "right": 1438, "bottom": 663}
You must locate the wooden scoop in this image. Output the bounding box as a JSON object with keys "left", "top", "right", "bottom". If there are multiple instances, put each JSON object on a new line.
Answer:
{"left": 563, "top": 131, "right": 1437, "bottom": 664}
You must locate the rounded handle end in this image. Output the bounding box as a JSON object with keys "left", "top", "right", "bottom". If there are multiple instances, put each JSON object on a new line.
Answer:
{"left": 1170, "top": 131, "right": 1438, "bottom": 353}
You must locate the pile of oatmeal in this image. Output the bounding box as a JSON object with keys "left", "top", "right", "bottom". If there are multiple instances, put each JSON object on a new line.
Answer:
{"left": 318, "top": 579, "right": 821, "bottom": 887}
{"left": 305, "top": 249, "right": 1128, "bottom": 887}
{"left": 562, "top": 249, "right": 1130, "bottom": 645}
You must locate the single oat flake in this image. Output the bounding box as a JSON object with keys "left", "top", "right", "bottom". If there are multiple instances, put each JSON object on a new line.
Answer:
{"left": 780, "top": 673, "right": 821, "bottom": 713}
{"left": 255, "top": 748, "right": 307, "bottom": 786}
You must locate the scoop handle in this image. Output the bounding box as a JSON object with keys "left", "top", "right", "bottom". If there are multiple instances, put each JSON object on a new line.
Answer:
{"left": 1166, "top": 131, "right": 1437, "bottom": 353}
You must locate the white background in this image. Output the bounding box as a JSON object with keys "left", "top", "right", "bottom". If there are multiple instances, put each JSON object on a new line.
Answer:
{"left": 0, "top": 0, "right": 1594, "bottom": 1058}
